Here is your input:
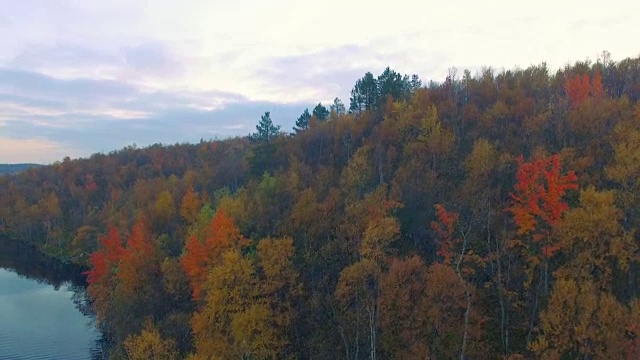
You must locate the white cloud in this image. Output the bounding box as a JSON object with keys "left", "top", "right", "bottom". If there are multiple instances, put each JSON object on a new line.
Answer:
{"left": 0, "top": 137, "right": 79, "bottom": 164}
{"left": 0, "top": 0, "right": 639, "bottom": 163}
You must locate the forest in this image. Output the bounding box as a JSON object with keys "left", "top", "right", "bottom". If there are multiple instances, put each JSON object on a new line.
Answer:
{"left": 1, "top": 52, "right": 639, "bottom": 359}
{"left": 0, "top": 163, "right": 43, "bottom": 175}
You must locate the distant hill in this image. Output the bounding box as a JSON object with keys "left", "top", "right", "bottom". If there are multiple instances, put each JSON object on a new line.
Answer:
{"left": 0, "top": 163, "right": 44, "bottom": 175}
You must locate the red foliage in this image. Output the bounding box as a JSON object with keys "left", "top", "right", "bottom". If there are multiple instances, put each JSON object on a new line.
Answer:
{"left": 118, "top": 218, "right": 156, "bottom": 295}
{"left": 508, "top": 154, "right": 578, "bottom": 258}
{"left": 85, "top": 174, "right": 99, "bottom": 192}
{"left": 564, "top": 70, "right": 604, "bottom": 108}
{"left": 181, "top": 209, "right": 248, "bottom": 299}
{"left": 86, "top": 251, "right": 107, "bottom": 286}
{"left": 85, "top": 226, "right": 123, "bottom": 286}
{"left": 431, "top": 204, "right": 460, "bottom": 265}
{"left": 85, "top": 219, "right": 157, "bottom": 297}
{"left": 124, "top": 219, "right": 154, "bottom": 256}
{"left": 205, "top": 208, "right": 248, "bottom": 251}
{"left": 181, "top": 234, "right": 209, "bottom": 299}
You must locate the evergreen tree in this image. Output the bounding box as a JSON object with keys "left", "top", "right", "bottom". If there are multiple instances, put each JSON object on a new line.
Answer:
{"left": 294, "top": 109, "right": 311, "bottom": 133}
{"left": 349, "top": 72, "right": 378, "bottom": 114}
{"left": 251, "top": 111, "right": 281, "bottom": 143}
{"left": 409, "top": 74, "right": 422, "bottom": 91}
{"left": 377, "top": 67, "right": 411, "bottom": 105}
{"left": 312, "top": 103, "right": 330, "bottom": 121}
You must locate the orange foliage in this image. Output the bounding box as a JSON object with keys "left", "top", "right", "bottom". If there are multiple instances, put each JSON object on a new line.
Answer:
{"left": 431, "top": 204, "right": 460, "bottom": 265}
{"left": 592, "top": 70, "right": 604, "bottom": 98}
{"left": 118, "top": 218, "right": 156, "bottom": 295}
{"left": 85, "top": 219, "right": 158, "bottom": 305}
{"left": 378, "top": 256, "right": 430, "bottom": 358}
{"left": 181, "top": 209, "right": 249, "bottom": 299}
{"left": 179, "top": 187, "right": 201, "bottom": 224}
{"left": 84, "top": 225, "right": 126, "bottom": 322}
{"left": 181, "top": 234, "right": 209, "bottom": 299}
{"left": 508, "top": 154, "right": 578, "bottom": 258}
{"left": 85, "top": 226, "right": 123, "bottom": 286}
{"left": 564, "top": 70, "right": 604, "bottom": 108}
{"left": 205, "top": 208, "right": 248, "bottom": 251}
{"left": 86, "top": 251, "right": 107, "bottom": 287}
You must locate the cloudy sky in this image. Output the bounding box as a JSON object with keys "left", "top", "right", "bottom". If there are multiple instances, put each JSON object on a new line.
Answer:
{"left": 1, "top": 0, "right": 638, "bottom": 164}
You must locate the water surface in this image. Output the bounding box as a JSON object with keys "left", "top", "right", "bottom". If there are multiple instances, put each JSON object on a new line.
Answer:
{"left": 0, "top": 238, "right": 102, "bottom": 359}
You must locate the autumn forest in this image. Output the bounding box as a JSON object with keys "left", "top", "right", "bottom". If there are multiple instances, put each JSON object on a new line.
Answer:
{"left": 1, "top": 53, "right": 640, "bottom": 359}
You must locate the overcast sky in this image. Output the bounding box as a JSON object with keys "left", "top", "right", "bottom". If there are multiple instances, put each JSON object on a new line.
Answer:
{"left": 1, "top": 0, "right": 639, "bottom": 164}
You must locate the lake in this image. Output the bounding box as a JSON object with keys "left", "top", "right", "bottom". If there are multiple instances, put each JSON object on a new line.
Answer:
{"left": 0, "top": 237, "right": 103, "bottom": 359}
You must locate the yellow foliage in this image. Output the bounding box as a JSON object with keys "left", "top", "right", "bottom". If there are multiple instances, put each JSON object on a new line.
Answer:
{"left": 154, "top": 190, "right": 175, "bottom": 223}
{"left": 179, "top": 187, "right": 201, "bottom": 224}
{"left": 360, "top": 216, "right": 400, "bottom": 264}
{"left": 554, "top": 187, "right": 636, "bottom": 287}
{"left": 190, "top": 238, "right": 300, "bottom": 359}
{"left": 532, "top": 278, "right": 630, "bottom": 359}
{"left": 124, "top": 321, "right": 178, "bottom": 360}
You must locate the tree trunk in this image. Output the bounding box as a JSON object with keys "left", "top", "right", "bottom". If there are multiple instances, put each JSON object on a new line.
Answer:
{"left": 368, "top": 304, "right": 376, "bottom": 360}
{"left": 526, "top": 267, "right": 544, "bottom": 345}
{"left": 460, "top": 284, "right": 472, "bottom": 360}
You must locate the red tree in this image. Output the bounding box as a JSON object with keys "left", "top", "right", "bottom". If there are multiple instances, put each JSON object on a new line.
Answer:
{"left": 84, "top": 226, "right": 125, "bottom": 322}
{"left": 85, "top": 226, "right": 123, "bottom": 287}
{"left": 508, "top": 154, "right": 578, "bottom": 258}
{"left": 118, "top": 218, "right": 156, "bottom": 295}
{"left": 431, "top": 204, "right": 460, "bottom": 266}
{"left": 565, "top": 70, "right": 604, "bottom": 108}
{"left": 181, "top": 234, "right": 209, "bottom": 299}
{"left": 181, "top": 209, "right": 248, "bottom": 299}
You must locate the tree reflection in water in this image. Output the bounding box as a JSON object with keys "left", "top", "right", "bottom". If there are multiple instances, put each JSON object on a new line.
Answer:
{"left": 0, "top": 236, "right": 106, "bottom": 359}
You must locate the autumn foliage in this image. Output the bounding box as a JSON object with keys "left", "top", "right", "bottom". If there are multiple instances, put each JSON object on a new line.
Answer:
{"left": 4, "top": 55, "right": 640, "bottom": 359}
{"left": 85, "top": 226, "right": 124, "bottom": 308}
{"left": 118, "top": 219, "right": 156, "bottom": 295}
{"left": 181, "top": 208, "right": 248, "bottom": 299}
{"left": 564, "top": 70, "right": 604, "bottom": 108}
{"left": 431, "top": 204, "right": 460, "bottom": 265}
{"left": 508, "top": 154, "right": 578, "bottom": 258}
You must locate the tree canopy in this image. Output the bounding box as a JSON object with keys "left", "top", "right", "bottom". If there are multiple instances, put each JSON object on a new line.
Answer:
{"left": 2, "top": 53, "right": 640, "bottom": 359}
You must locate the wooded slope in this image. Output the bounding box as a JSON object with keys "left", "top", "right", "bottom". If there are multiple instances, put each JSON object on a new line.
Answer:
{"left": 1, "top": 54, "right": 639, "bottom": 359}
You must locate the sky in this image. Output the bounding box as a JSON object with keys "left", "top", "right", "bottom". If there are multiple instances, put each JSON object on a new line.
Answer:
{"left": 0, "top": 0, "right": 639, "bottom": 164}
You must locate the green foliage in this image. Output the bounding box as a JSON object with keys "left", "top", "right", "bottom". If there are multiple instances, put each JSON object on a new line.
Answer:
{"left": 349, "top": 71, "right": 378, "bottom": 114}
{"left": 294, "top": 108, "right": 311, "bottom": 133}
{"left": 250, "top": 111, "right": 281, "bottom": 143}
{"left": 312, "top": 103, "right": 329, "bottom": 121}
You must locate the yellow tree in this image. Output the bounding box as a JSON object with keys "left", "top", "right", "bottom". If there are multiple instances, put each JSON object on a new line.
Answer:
{"left": 532, "top": 187, "right": 637, "bottom": 358}
{"left": 553, "top": 187, "right": 635, "bottom": 287}
{"left": 190, "top": 249, "right": 256, "bottom": 359}
{"left": 605, "top": 108, "right": 640, "bottom": 230}
{"left": 531, "top": 279, "right": 629, "bottom": 359}
{"left": 124, "top": 320, "right": 178, "bottom": 360}
{"left": 179, "top": 187, "right": 201, "bottom": 225}
{"left": 40, "top": 192, "right": 61, "bottom": 246}
{"left": 335, "top": 260, "right": 380, "bottom": 360}
{"left": 335, "top": 186, "right": 401, "bottom": 360}
{"left": 190, "top": 237, "right": 300, "bottom": 359}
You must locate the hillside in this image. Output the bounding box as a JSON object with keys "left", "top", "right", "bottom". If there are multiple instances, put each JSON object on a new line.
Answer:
{"left": 0, "top": 163, "right": 43, "bottom": 175}
{"left": 1, "top": 56, "right": 639, "bottom": 359}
